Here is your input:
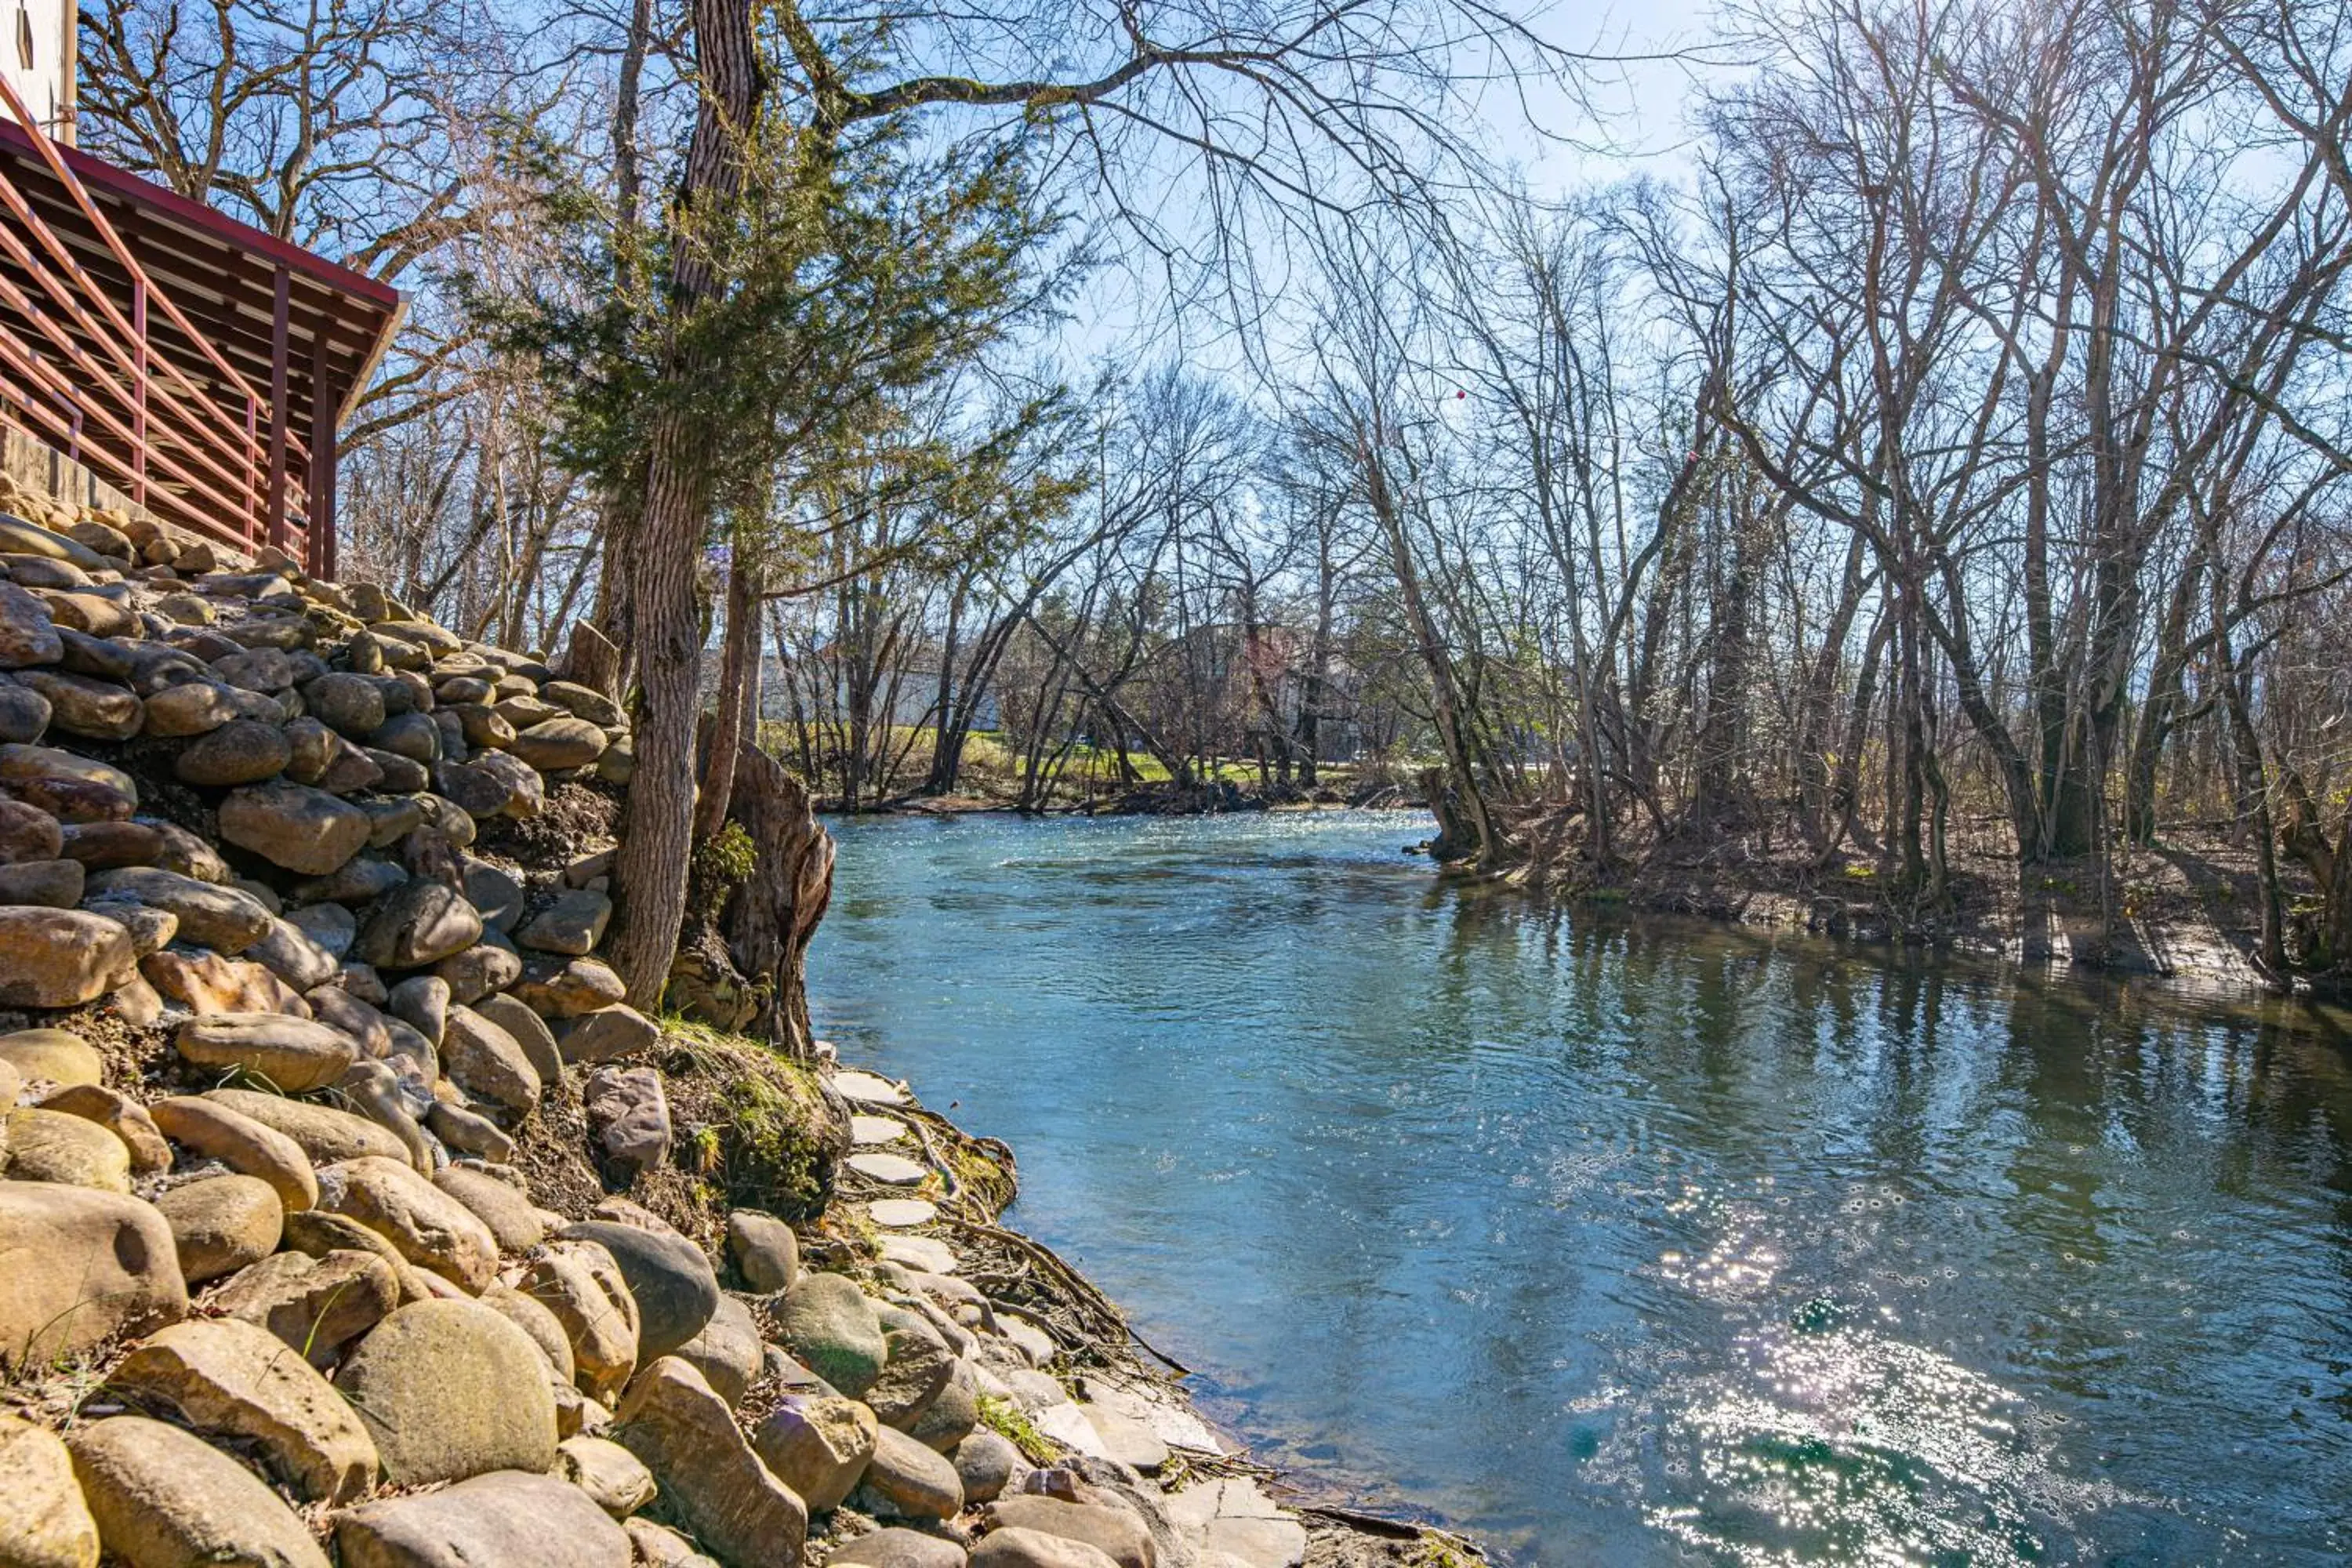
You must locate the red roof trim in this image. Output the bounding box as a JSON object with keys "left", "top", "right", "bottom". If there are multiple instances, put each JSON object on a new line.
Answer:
{"left": 0, "top": 118, "right": 404, "bottom": 312}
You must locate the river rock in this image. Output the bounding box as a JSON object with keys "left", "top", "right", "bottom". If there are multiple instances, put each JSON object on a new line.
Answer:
{"left": 385, "top": 973, "right": 450, "bottom": 1044}
{"left": 149, "top": 1094, "right": 318, "bottom": 1210}
{"left": 318, "top": 1156, "right": 500, "bottom": 1292}
{"left": 835, "top": 1532, "right": 970, "bottom": 1568}
{"left": 425, "top": 1098, "right": 512, "bottom": 1163}
{"left": 333, "top": 1298, "right": 560, "bottom": 1485}
{"left": 622, "top": 1519, "right": 716, "bottom": 1568}
{"left": 557, "top": 1004, "right": 659, "bottom": 1065}
{"left": 778, "top": 1272, "right": 888, "bottom": 1398}
{"left": 955, "top": 1431, "right": 1025, "bottom": 1505}
{"left": 752, "top": 1394, "right": 877, "bottom": 1512}
{"left": 0, "top": 579, "right": 62, "bottom": 666}
{"left": 441, "top": 1004, "right": 541, "bottom": 1110}
{"left": 860, "top": 1425, "right": 966, "bottom": 1521}
{"left": 87, "top": 867, "right": 270, "bottom": 951}
{"left": 0, "top": 856, "right": 82, "bottom": 906}
{"left": 204, "top": 1088, "right": 411, "bottom": 1166}
{"left": 612, "top": 1358, "right": 807, "bottom": 1568}
{"left": 153, "top": 1174, "right": 282, "bottom": 1283}
{"left": 66, "top": 1416, "right": 331, "bottom": 1568}
{"left": 34, "top": 1084, "right": 171, "bottom": 1171}
{"left": 107, "top": 1318, "right": 376, "bottom": 1504}
{"left": 514, "top": 954, "right": 628, "bottom": 1017}
{"left": 303, "top": 672, "right": 385, "bottom": 736}
{"left": 432, "top": 941, "right": 519, "bottom": 1004}
{"left": 557, "top": 1434, "right": 659, "bottom": 1518}
{"left": 212, "top": 1247, "right": 401, "bottom": 1366}
{"left": 543, "top": 679, "right": 624, "bottom": 728}
{"left": 0, "top": 908, "right": 136, "bottom": 1007}
{"left": 0, "top": 1185, "right": 184, "bottom": 1370}
{"left": 971, "top": 1530, "right": 1122, "bottom": 1568}
{"left": 869, "top": 1324, "right": 960, "bottom": 1432}
{"left": 673, "top": 1291, "right": 762, "bottom": 1410}
{"left": 985, "top": 1498, "right": 1152, "bottom": 1568}
{"left": 53, "top": 818, "right": 157, "bottom": 871}
{"left": 172, "top": 719, "right": 292, "bottom": 786}
{"left": 219, "top": 779, "right": 371, "bottom": 874}
{"left": 0, "top": 743, "right": 135, "bottom": 814}
{"left": 471, "top": 992, "right": 561, "bottom": 1083}
{"left": 140, "top": 680, "right": 241, "bottom": 737}
{"left": 176, "top": 1012, "right": 356, "bottom": 1092}
{"left": 728, "top": 1210, "right": 799, "bottom": 1294}
{"left": 584, "top": 1065, "right": 669, "bottom": 1177}
{"left": 510, "top": 716, "right": 605, "bottom": 771}
{"left": 0, "top": 1412, "right": 99, "bottom": 1568}
{"left": 14, "top": 670, "right": 139, "bottom": 741}
{"left": 478, "top": 1279, "right": 575, "bottom": 1383}
{"left": 553, "top": 1219, "right": 716, "bottom": 1361}
{"left": 142, "top": 949, "right": 310, "bottom": 1015}
{"left": 432, "top": 1166, "right": 545, "bottom": 1253}
{"left": 239, "top": 916, "right": 338, "bottom": 991}
{"left": 0, "top": 1027, "right": 101, "bottom": 1089}
{"left": 3, "top": 1107, "right": 131, "bottom": 1192}
{"left": 0, "top": 677, "right": 47, "bottom": 745}
{"left": 515, "top": 887, "right": 611, "bottom": 955}
{"left": 356, "top": 879, "right": 482, "bottom": 969}
{"left": 0, "top": 796, "right": 60, "bottom": 863}
{"left": 519, "top": 1240, "right": 640, "bottom": 1399}
{"left": 333, "top": 1469, "right": 632, "bottom": 1568}
{"left": 909, "top": 1358, "right": 982, "bottom": 1454}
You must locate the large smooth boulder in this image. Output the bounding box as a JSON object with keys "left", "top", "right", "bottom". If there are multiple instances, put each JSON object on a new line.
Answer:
{"left": 0, "top": 909, "right": 136, "bottom": 1007}
{"left": 34, "top": 1084, "right": 170, "bottom": 1172}
{"left": 612, "top": 1358, "right": 807, "bottom": 1568}
{"left": 107, "top": 1319, "right": 376, "bottom": 1504}
{"left": 514, "top": 888, "right": 611, "bottom": 955}
{"left": 141, "top": 949, "right": 309, "bottom": 1017}
{"left": 518, "top": 1240, "right": 639, "bottom": 1400}
{"left": 510, "top": 716, "right": 605, "bottom": 771}
{"left": 439, "top": 1005, "right": 541, "bottom": 1111}
{"left": 86, "top": 868, "right": 269, "bottom": 951}
{"left": 672, "top": 1291, "right": 762, "bottom": 1410}
{"left": 728, "top": 1210, "right": 798, "bottom": 1294}
{"left": 175, "top": 1013, "right": 355, "bottom": 1093}
{"left": 2, "top": 1108, "right": 131, "bottom": 1192}
{"left": 868, "top": 1323, "right": 960, "bottom": 1433}
{"left": 0, "top": 1028, "right": 100, "bottom": 1089}
{"left": 332, "top": 1470, "right": 633, "bottom": 1568}
{"left": 471, "top": 993, "right": 560, "bottom": 1083}
{"left": 859, "top": 1425, "right": 965, "bottom": 1522}
{"left": 212, "top": 1248, "right": 400, "bottom": 1367}
{"left": 834, "top": 1530, "right": 971, "bottom": 1568}
{"left": 173, "top": 720, "right": 292, "bottom": 788}
{"left": 554, "top": 1220, "right": 717, "bottom": 1362}
{"left": 556, "top": 1435, "right": 658, "bottom": 1519}
{"left": 953, "top": 1431, "right": 1025, "bottom": 1506}
{"left": 65, "top": 1415, "right": 330, "bottom": 1568}
{"left": 333, "top": 1299, "right": 560, "bottom": 1486}
{"left": 317, "top": 1156, "right": 500, "bottom": 1292}
{"left": 152, "top": 1174, "right": 282, "bottom": 1284}
{"left": 776, "top": 1272, "right": 887, "bottom": 1398}
{"left": 15, "top": 670, "right": 137, "bottom": 741}
{"left": 512, "top": 955, "right": 626, "bottom": 1018}
{"left": 0, "top": 1412, "right": 100, "bottom": 1568}
{"left": 202, "top": 1089, "right": 409, "bottom": 1166}
{"left": 557, "top": 1004, "right": 659, "bottom": 1065}
{"left": 431, "top": 1167, "right": 544, "bottom": 1254}
{"left": 970, "top": 1531, "right": 1121, "bottom": 1568}
{"left": 751, "top": 1394, "right": 877, "bottom": 1513}
{"left": 355, "top": 880, "right": 482, "bottom": 970}
{"left": 983, "top": 1499, "right": 1154, "bottom": 1568}
{"left": 147, "top": 1097, "right": 318, "bottom": 1212}
{"left": 218, "top": 780, "right": 371, "bottom": 875}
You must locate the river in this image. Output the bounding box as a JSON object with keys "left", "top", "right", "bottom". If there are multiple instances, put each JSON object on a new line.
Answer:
{"left": 805, "top": 811, "right": 2352, "bottom": 1566}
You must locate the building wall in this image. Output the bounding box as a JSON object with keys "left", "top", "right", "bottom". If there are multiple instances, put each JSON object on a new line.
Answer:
{"left": 0, "top": 0, "right": 72, "bottom": 143}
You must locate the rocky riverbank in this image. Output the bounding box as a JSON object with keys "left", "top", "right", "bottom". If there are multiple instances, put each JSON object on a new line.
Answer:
{"left": 0, "top": 485, "right": 1471, "bottom": 1568}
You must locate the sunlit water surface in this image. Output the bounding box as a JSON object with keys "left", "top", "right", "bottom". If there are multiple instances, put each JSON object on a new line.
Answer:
{"left": 807, "top": 811, "right": 2352, "bottom": 1566}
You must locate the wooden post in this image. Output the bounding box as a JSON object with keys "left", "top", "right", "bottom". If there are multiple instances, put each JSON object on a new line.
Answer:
{"left": 306, "top": 347, "right": 336, "bottom": 579}
{"left": 266, "top": 264, "right": 289, "bottom": 556}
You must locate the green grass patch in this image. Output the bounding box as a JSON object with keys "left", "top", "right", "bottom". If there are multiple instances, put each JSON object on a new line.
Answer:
{"left": 977, "top": 1392, "right": 1061, "bottom": 1464}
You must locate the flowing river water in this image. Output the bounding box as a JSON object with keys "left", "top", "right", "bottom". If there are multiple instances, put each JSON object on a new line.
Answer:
{"left": 805, "top": 811, "right": 2352, "bottom": 1566}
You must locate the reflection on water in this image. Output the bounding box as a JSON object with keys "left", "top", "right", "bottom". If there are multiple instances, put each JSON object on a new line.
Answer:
{"left": 809, "top": 811, "right": 2352, "bottom": 1566}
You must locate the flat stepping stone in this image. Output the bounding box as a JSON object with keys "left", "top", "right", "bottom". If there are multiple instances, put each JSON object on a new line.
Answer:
{"left": 1033, "top": 1403, "right": 1109, "bottom": 1458}
{"left": 848, "top": 1152, "right": 927, "bottom": 1186}
{"left": 875, "top": 1233, "right": 959, "bottom": 1274}
{"left": 866, "top": 1198, "right": 936, "bottom": 1228}
{"left": 851, "top": 1116, "right": 906, "bottom": 1146}
{"left": 1206, "top": 1515, "right": 1308, "bottom": 1568}
{"left": 1079, "top": 1403, "right": 1170, "bottom": 1472}
{"left": 830, "top": 1070, "right": 906, "bottom": 1106}
{"left": 997, "top": 1312, "right": 1058, "bottom": 1367}
{"left": 1084, "top": 1381, "right": 1223, "bottom": 1454}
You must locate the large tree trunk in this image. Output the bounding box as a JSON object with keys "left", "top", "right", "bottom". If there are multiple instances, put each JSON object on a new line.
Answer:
{"left": 722, "top": 742, "right": 836, "bottom": 1055}
{"left": 695, "top": 553, "right": 762, "bottom": 841}
{"left": 607, "top": 0, "right": 762, "bottom": 1004}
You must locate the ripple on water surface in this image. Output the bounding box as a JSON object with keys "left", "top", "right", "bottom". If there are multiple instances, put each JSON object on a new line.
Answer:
{"left": 811, "top": 811, "right": 2352, "bottom": 1566}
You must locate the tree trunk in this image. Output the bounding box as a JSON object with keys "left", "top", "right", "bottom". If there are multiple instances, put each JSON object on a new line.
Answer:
{"left": 606, "top": 0, "right": 762, "bottom": 1004}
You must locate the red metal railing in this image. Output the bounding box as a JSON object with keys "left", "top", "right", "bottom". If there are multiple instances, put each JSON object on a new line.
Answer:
{"left": 0, "top": 73, "right": 310, "bottom": 566}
